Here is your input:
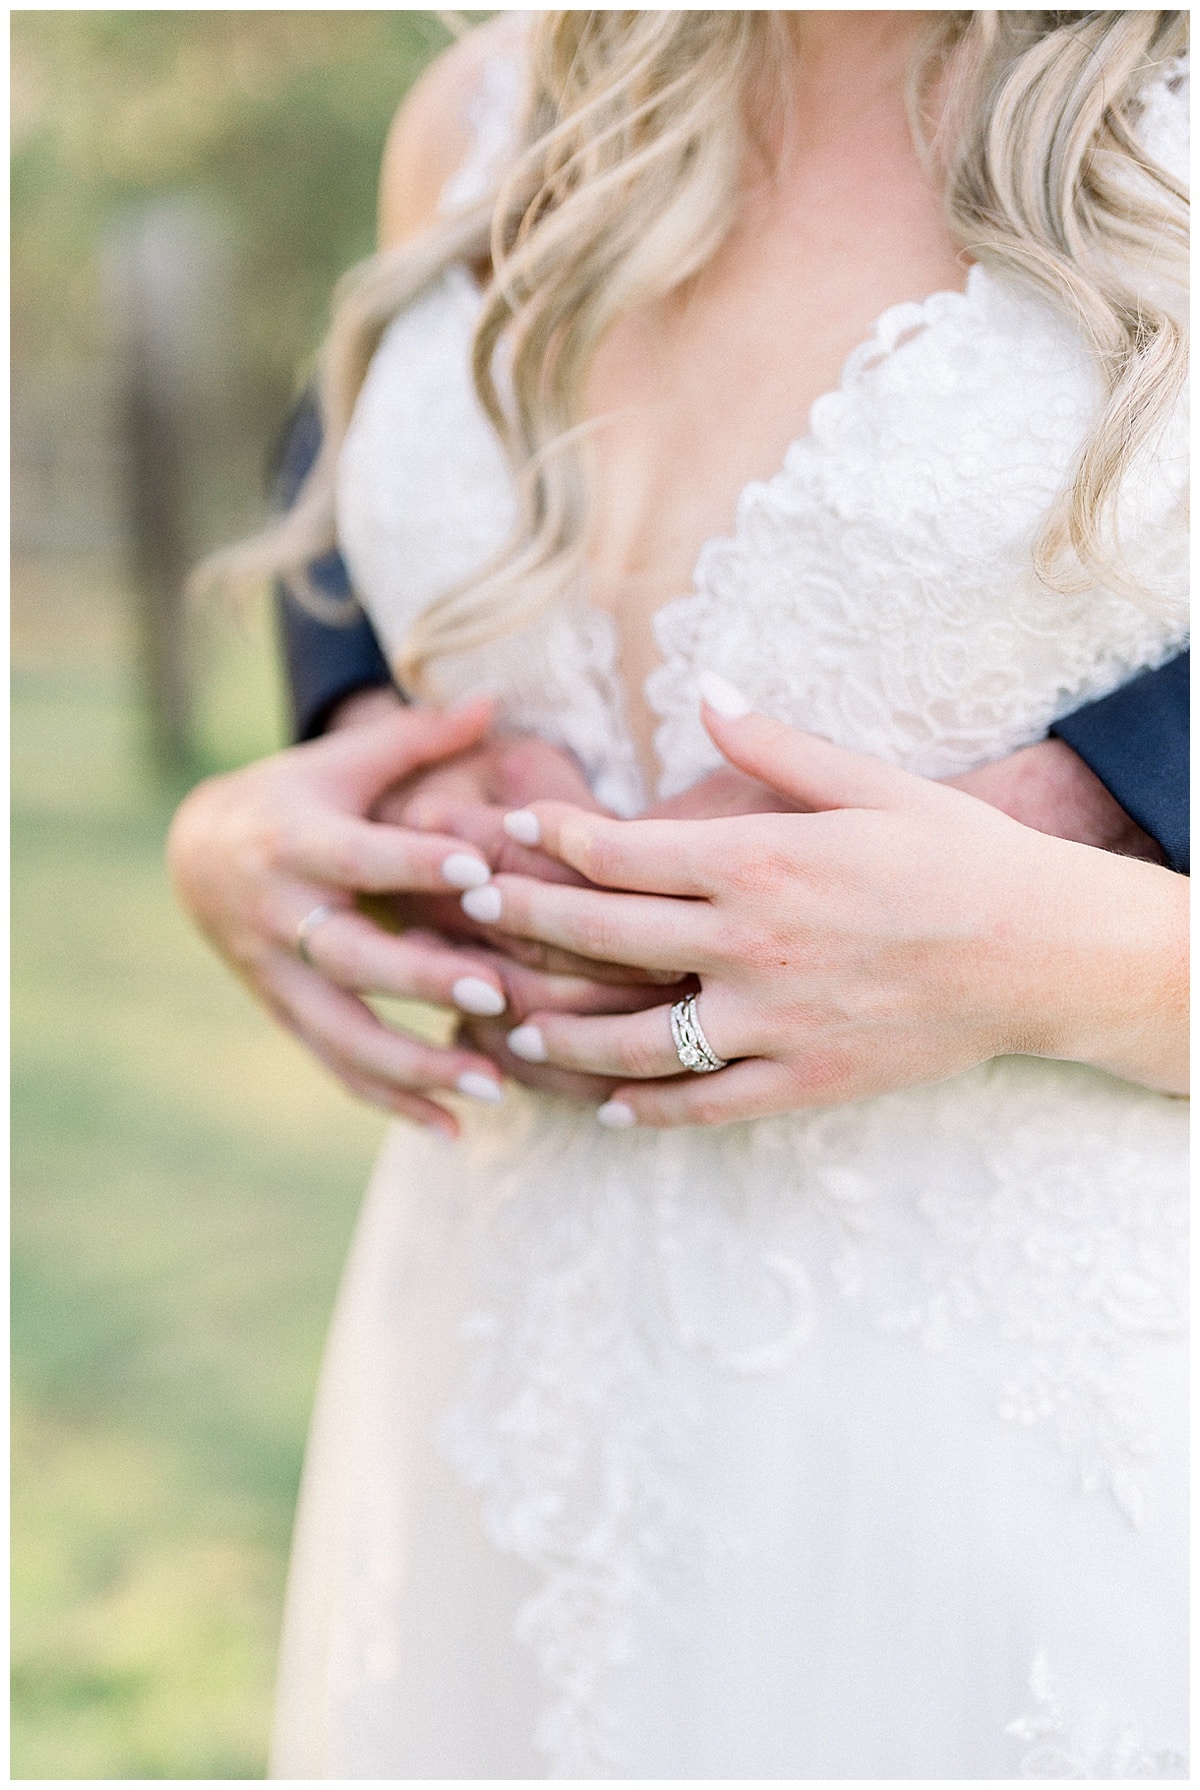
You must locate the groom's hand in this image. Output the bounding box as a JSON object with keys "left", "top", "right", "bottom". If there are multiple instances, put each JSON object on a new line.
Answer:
{"left": 167, "top": 701, "right": 524, "bottom": 1135}
{"left": 394, "top": 734, "right": 681, "bottom": 985}
{"left": 381, "top": 729, "right": 686, "bottom": 1099}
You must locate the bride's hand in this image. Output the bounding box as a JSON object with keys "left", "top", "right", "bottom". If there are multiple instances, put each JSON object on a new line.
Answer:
{"left": 406, "top": 730, "right": 1151, "bottom": 991}
{"left": 653, "top": 738, "right": 1164, "bottom": 854}
{"left": 168, "top": 701, "right": 530, "bottom": 1137}
{"left": 367, "top": 724, "right": 683, "bottom": 1099}
{"left": 397, "top": 737, "right": 684, "bottom": 988}
{"left": 456, "top": 685, "right": 1187, "bottom": 1126}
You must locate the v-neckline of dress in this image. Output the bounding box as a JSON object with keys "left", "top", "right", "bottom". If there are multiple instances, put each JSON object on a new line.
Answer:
{"left": 444, "top": 258, "right": 988, "bottom": 805}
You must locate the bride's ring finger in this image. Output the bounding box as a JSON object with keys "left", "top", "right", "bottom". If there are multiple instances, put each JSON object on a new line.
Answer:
{"left": 506, "top": 999, "right": 735, "bottom": 1081}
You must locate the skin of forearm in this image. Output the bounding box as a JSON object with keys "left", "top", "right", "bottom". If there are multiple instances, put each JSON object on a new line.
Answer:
{"left": 946, "top": 737, "right": 1165, "bottom": 861}
{"left": 988, "top": 838, "right": 1188, "bottom": 1096}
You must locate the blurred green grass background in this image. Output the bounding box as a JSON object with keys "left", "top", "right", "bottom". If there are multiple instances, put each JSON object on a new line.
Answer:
{"left": 11, "top": 553, "right": 385, "bottom": 1778}
{"left": 11, "top": 11, "right": 473, "bottom": 1778}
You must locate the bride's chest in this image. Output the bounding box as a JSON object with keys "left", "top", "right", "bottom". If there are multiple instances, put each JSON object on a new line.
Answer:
{"left": 579, "top": 184, "right": 972, "bottom": 614}
{"left": 337, "top": 264, "right": 1187, "bottom": 814}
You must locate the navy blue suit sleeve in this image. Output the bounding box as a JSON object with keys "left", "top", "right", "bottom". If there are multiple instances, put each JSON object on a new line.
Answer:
{"left": 271, "top": 394, "right": 398, "bottom": 743}
{"left": 1050, "top": 653, "right": 1190, "bottom": 874}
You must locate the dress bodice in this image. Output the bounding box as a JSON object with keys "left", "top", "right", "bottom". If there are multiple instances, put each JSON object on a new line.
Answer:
{"left": 292, "top": 47, "right": 1193, "bottom": 1782}
{"left": 337, "top": 53, "right": 1188, "bottom": 817}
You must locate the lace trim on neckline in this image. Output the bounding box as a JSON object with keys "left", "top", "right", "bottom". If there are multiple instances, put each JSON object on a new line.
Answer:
{"left": 435, "top": 259, "right": 992, "bottom": 806}
{"left": 645, "top": 264, "right": 993, "bottom": 795}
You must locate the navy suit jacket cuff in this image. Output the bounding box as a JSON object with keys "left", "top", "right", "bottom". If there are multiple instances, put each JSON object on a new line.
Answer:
{"left": 276, "top": 564, "right": 396, "bottom": 743}
{"left": 1050, "top": 653, "right": 1189, "bottom": 874}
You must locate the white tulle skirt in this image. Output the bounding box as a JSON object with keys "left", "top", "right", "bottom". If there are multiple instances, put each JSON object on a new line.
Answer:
{"left": 269, "top": 1058, "right": 1187, "bottom": 1779}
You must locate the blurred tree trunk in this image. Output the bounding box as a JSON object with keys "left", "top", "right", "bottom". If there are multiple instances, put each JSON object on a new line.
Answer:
{"left": 120, "top": 299, "right": 192, "bottom": 768}
{"left": 105, "top": 198, "right": 235, "bottom": 774}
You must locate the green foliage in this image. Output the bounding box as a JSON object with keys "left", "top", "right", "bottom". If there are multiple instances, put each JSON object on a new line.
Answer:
{"left": 11, "top": 11, "right": 459, "bottom": 385}
{"left": 11, "top": 20, "right": 502, "bottom": 1770}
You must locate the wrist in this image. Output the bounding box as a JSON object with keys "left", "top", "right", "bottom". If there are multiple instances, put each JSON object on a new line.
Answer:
{"left": 996, "top": 840, "right": 1188, "bottom": 1094}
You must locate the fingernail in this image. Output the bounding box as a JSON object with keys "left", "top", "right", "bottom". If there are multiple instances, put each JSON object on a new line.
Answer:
{"left": 441, "top": 852, "right": 492, "bottom": 890}
{"left": 452, "top": 976, "right": 506, "bottom": 1017}
{"left": 698, "top": 670, "right": 752, "bottom": 719}
{"left": 456, "top": 1070, "right": 504, "bottom": 1103}
{"left": 503, "top": 809, "right": 541, "bottom": 846}
{"left": 507, "top": 1023, "right": 547, "bottom": 1063}
{"left": 597, "top": 1100, "right": 637, "bottom": 1129}
{"left": 461, "top": 885, "right": 503, "bottom": 923}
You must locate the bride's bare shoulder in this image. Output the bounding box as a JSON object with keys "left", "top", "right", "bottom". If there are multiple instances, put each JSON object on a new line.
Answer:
{"left": 377, "top": 16, "right": 525, "bottom": 249}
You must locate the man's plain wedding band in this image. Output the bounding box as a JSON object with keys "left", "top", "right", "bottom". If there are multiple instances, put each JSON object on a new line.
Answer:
{"left": 295, "top": 903, "right": 338, "bottom": 968}
{"left": 669, "top": 992, "right": 729, "bottom": 1074}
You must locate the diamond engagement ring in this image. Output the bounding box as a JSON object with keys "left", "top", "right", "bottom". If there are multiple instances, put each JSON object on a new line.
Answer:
{"left": 295, "top": 903, "right": 338, "bottom": 968}
{"left": 669, "top": 992, "right": 729, "bottom": 1074}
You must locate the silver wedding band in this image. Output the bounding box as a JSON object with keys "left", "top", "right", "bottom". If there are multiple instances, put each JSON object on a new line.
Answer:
{"left": 295, "top": 903, "right": 338, "bottom": 968}
{"left": 669, "top": 992, "right": 729, "bottom": 1074}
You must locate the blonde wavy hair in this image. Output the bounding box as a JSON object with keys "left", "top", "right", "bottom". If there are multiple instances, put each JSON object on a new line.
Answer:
{"left": 214, "top": 9, "right": 1188, "bottom": 693}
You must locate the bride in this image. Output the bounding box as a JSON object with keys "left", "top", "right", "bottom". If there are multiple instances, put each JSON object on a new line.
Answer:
{"left": 170, "top": 10, "right": 1188, "bottom": 1777}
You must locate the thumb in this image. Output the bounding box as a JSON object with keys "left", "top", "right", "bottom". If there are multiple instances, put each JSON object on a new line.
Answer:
{"left": 697, "top": 674, "right": 924, "bottom": 812}
{"left": 315, "top": 697, "right": 494, "bottom": 805}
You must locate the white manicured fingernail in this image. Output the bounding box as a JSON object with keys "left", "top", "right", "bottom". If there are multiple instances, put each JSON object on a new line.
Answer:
{"left": 441, "top": 852, "right": 492, "bottom": 890}
{"left": 461, "top": 885, "right": 502, "bottom": 923}
{"left": 597, "top": 1100, "right": 637, "bottom": 1129}
{"left": 456, "top": 1070, "right": 504, "bottom": 1103}
{"left": 503, "top": 809, "right": 541, "bottom": 846}
{"left": 452, "top": 976, "right": 506, "bottom": 1017}
{"left": 698, "top": 670, "right": 753, "bottom": 719}
{"left": 507, "top": 1024, "right": 547, "bottom": 1063}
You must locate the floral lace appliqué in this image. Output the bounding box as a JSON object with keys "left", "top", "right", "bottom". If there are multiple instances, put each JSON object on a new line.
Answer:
{"left": 331, "top": 46, "right": 1190, "bottom": 1783}
{"left": 1007, "top": 1651, "right": 1188, "bottom": 1779}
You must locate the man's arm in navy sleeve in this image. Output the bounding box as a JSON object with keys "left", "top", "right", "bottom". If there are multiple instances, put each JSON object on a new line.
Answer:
{"left": 1050, "top": 653, "right": 1189, "bottom": 875}
{"left": 271, "top": 393, "right": 398, "bottom": 743}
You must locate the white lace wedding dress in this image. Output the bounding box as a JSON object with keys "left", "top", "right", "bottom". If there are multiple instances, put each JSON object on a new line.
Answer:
{"left": 269, "top": 47, "right": 1189, "bottom": 1781}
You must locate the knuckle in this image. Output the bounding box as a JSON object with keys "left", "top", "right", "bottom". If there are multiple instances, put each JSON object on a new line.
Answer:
{"left": 571, "top": 907, "right": 619, "bottom": 962}
{"left": 403, "top": 1048, "right": 442, "bottom": 1088}
{"left": 637, "top": 1098, "right": 686, "bottom": 1130}
{"left": 246, "top": 814, "right": 290, "bottom": 873}
{"left": 559, "top": 818, "right": 605, "bottom": 883}
{"left": 617, "top": 1032, "right": 666, "bottom": 1078}
{"left": 248, "top": 889, "right": 284, "bottom": 949}
{"left": 711, "top": 916, "right": 757, "bottom": 968}
{"left": 326, "top": 834, "right": 370, "bottom": 887}
{"left": 791, "top": 1046, "right": 856, "bottom": 1105}
{"left": 724, "top": 843, "right": 791, "bottom": 899}
{"left": 686, "top": 1091, "right": 727, "bottom": 1127}
{"left": 576, "top": 831, "right": 619, "bottom": 888}
{"left": 731, "top": 919, "right": 793, "bottom": 974}
{"left": 328, "top": 928, "right": 374, "bottom": 987}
